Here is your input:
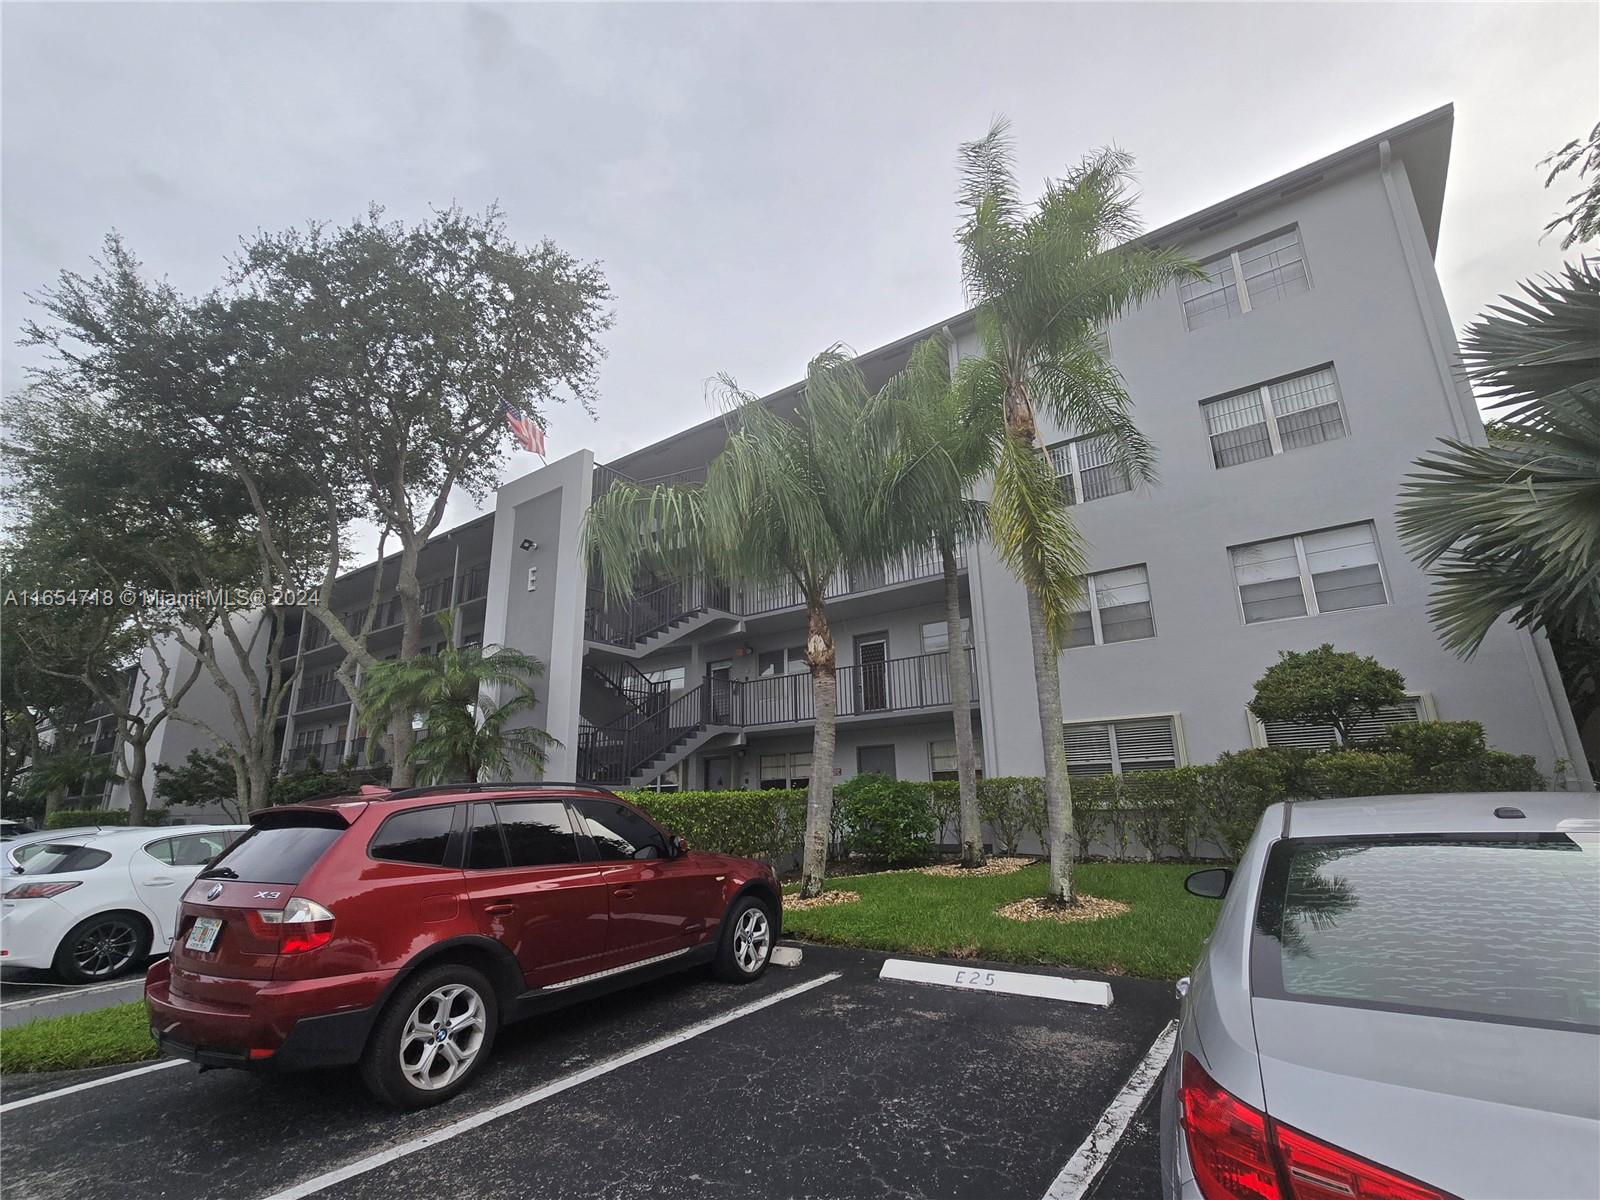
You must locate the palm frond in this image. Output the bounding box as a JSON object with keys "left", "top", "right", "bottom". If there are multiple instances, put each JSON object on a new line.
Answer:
{"left": 1458, "top": 259, "right": 1600, "bottom": 423}
{"left": 987, "top": 432, "right": 1087, "bottom": 648}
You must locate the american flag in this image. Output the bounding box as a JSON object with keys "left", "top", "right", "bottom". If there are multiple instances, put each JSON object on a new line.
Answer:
{"left": 499, "top": 399, "right": 547, "bottom": 459}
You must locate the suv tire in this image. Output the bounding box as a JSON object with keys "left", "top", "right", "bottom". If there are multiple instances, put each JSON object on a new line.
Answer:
{"left": 360, "top": 962, "right": 499, "bottom": 1109}
{"left": 712, "top": 894, "right": 774, "bottom": 983}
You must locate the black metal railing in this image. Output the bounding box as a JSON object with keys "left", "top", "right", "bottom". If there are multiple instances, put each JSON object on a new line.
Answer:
{"left": 584, "top": 577, "right": 734, "bottom": 648}
{"left": 585, "top": 659, "right": 671, "bottom": 716}
{"left": 577, "top": 683, "right": 725, "bottom": 783}
{"left": 575, "top": 650, "right": 977, "bottom": 782}
{"left": 296, "top": 680, "right": 347, "bottom": 711}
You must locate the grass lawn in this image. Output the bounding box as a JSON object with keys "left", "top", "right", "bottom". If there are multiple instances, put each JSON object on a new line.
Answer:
{"left": 782, "top": 861, "right": 1219, "bottom": 979}
{"left": 0, "top": 1001, "right": 160, "bottom": 1074}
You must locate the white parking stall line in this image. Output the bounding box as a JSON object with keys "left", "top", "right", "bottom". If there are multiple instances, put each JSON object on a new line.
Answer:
{"left": 0, "top": 1058, "right": 188, "bottom": 1114}
{"left": 260, "top": 971, "right": 845, "bottom": 1200}
{"left": 1, "top": 978, "right": 144, "bottom": 1010}
{"left": 1042, "top": 1018, "right": 1179, "bottom": 1200}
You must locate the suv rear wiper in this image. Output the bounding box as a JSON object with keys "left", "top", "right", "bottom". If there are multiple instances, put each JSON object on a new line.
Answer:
{"left": 198, "top": 866, "right": 239, "bottom": 880}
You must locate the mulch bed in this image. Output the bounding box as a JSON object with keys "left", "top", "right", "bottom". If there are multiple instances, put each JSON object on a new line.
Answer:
{"left": 785, "top": 890, "right": 862, "bottom": 911}
{"left": 918, "top": 856, "right": 1037, "bottom": 878}
{"left": 994, "top": 894, "right": 1131, "bottom": 924}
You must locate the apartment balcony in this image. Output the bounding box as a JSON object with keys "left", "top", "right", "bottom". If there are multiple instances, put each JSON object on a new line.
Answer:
{"left": 737, "top": 648, "right": 979, "bottom": 727}
{"left": 295, "top": 680, "right": 349, "bottom": 712}
{"left": 286, "top": 736, "right": 387, "bottom": 770}
{"left": 578, "top": 649, "right": 978, "bottom": 787}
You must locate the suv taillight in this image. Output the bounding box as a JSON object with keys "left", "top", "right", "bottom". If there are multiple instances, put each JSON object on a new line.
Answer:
{"left": 1180, "top": 1053, "right": 1456, "bottom": 1200}
{"left": 244, "top": 897, "right": 335, "bottom": 954}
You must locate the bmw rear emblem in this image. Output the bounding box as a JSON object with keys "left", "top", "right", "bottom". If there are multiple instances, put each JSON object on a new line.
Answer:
{"left": 206, "top": 883, "right": 223, "bottom": 901}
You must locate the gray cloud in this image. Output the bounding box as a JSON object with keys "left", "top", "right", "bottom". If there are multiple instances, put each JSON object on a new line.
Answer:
{"left": 5, "top": 1, "right": 1594, "bottom": 544}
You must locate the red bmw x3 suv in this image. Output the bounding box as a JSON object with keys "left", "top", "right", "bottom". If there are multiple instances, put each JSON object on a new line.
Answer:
{"left": 145, "top": 784, "right": 782, "bottom": 1108}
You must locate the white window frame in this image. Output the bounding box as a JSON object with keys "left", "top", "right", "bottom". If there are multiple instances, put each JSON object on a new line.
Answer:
{"left": 1183, "top": 226, "right": 1312, "bottom": 330}
{"left": 758, "top": 750, "right": 812, "bottom": 790}
{"left": 1229, "top": 522, "right": 1390, "bottom": 625}
{"left": 929, "top": 738, "right": 984, "bottom": 780}
{"left": 1201, "top": 365, "right": 1347, "bottom": 467}
{"left": 1068, "top": 564, "right": 1156, "bottom": 648}
{"left": 920, "top": 618, "right": 971, "bottom": 654}
{"left": 757, "top": 646, "right": 809, "bottom": 677}
{"left": 1062, "top": 713, "right": 1187, "bottom": 776}
{"left": 1047, "top": 434, "right": 1131, "bottom": 506}
{"left": 1246, "top": 693, "right": 1437, "bottom": 749}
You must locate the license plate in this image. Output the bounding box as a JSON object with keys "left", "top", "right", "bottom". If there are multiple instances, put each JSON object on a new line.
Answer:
{"left": 185, "top": 916, "right": 222, "bottom": 953}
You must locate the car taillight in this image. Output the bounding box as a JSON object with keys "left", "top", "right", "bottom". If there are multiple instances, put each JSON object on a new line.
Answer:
{"left": 245, "top": 897, "right": 335, "bottom": 954}
{"left": 1273, "top": 1122, "right": 1453, "bottom": 1200}
{"left": 1181, "top": 1053, "right": 1283, "bottom": 1200}
{"left": 1180, "top": 1054, "right": 1456, "bottom": 1200}
{"left": 4, "top": 880, "right": 83, "bottom": 899}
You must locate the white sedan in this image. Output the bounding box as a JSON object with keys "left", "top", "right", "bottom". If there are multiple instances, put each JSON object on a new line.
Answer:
{"left": 0, "top": 824, "right": 246, "bottom": 982}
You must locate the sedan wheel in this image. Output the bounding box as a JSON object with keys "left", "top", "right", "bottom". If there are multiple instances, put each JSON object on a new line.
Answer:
{"left": 361, "top": 963, "right": 499, "bottom": 1109}
{"left": 714, "top": 896, "right": 775, "bottom": 982}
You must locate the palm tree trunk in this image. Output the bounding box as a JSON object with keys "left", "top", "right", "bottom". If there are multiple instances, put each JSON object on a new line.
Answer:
{"left": 1026, "top": 586, "right": 1075, "bottom": 904}
{"left": 798, "top": 597, "right": 837, "bottom": 899}
{"left": 942, "top": 542, "right": 983, "bottom": 868}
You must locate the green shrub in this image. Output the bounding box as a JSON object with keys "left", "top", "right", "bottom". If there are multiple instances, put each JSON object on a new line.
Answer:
{"left": 921, "top": 780, "right": 962, "bottom": 845}
{"left": 1304, "top": 750, "right": 1417, "bottom": 799}
{"left": 46, "top": 808, "right": 127, "bottom": 829}
{"left": 1202, "top": 748, "right": 1317, "bottom": 861}
{"left": 1458, "top": 750, "right": 1546, "bottom": 792}
{"left": 1121, "top": 767, "right": 1210, "bottom": 860}
{"left": 834, "top": 774, "right": 937, "bottom": 865}
{"left": 1366, "top": 721, "right": 1545, "bottom": 792}
{"left": 978, "top": 776, "right": 1044, "bottom": 856}
{"left": 625, "top": 789, "right": 807, "bottom": 862}
{"left": 1067, "top": 775, "right": 1118, "bottom": 858}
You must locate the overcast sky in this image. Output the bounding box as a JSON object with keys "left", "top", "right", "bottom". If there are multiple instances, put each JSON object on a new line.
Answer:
{"left": 4, "top": 1, "right": 1595, "bottom": 545}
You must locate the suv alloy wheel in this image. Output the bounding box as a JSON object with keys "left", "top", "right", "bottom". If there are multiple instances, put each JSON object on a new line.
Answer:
{"left": 360, "top": 962, "right": 500, "bottom": 1109}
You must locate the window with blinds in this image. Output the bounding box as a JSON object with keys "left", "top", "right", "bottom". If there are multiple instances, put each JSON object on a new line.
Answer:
{"left": 1258, "top": 696, "right": 1428, "bottom": 749}
{"left": 1065, "top": 565, "right": 1156, "bottom": 648}
{"left": 930, "top": 739, "right": 985, "bottom": 782}
{"left": 759, "top": 751, "right": 812, "bottom": 790}
{"left": 1202, "top": 365, "right": 1347, "bottom": 468}
{"left": 1231, "top": 522, "right": 1387, "bottom": 624}
{"left": 1182, "top": 227, "right": 1310, "bottom": 330}
{"left": 1047, "top": 433, "right": 1133, "bottom": 506}
{"left": 1062, "top": 716, "right": 1180, "bottom": 777}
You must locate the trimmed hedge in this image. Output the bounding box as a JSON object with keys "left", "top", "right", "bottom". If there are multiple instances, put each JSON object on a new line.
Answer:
{"left": 625, "top": 788, "right": 807, "bottom": 862}
{"left": 620, "top": 722, "right": 1545, "bottom": 865}
{"left": 46, "top": 809, "right": 129, "bottom": 830}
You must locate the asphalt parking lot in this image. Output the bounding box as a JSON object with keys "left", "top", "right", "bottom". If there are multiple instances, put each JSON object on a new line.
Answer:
{"left": 1, "top": 944, "right": 1176, "bottom": 1200}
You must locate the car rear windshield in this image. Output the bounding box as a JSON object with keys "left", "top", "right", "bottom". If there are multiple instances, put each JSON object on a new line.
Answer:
{"left": 203, "top": 820, "right": 345, "bottom": 885}
{"left": 1255, "top": 833, "right": 1600, "bottom": 1031}
{"left": 17, "top": 844, "right": 111, "bottom": 875}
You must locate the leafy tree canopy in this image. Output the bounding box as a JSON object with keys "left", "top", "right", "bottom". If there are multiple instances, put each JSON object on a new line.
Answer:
{"left": 1248, "top": 644, "right": 1408, "bottom": 745}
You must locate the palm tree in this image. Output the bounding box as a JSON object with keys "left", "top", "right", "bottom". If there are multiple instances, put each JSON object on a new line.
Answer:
{"left": 358, "top": 613, "right": 557, "bottom": 785}
{"left": 1397, "top": 260, "right": 1600, "bottom": 742}
{"left": 955, "top": 120, "right": 1200, "bottom": 904}
{"left": 586, "top": 349, "right": 937, "bottom": 897}
{"left": 879, "top": 332, "right": 992, "bottom": 867}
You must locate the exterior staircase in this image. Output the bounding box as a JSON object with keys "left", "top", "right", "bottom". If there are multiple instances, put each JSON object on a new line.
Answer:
{"left": 576, "top": 680, "right": 740, "bottom": 789}
{"left": 583, "top": 578, "right": 736, "bottom": 657}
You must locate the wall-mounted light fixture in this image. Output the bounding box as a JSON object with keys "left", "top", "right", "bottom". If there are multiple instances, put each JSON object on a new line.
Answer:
{"left": 519, "top": 538, "right": 538, "bottom": 552}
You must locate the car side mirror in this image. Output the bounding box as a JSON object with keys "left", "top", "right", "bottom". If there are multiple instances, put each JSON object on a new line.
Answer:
{"left": 671, "top": 834, "right": 689, "bottom": 857}
{"left": 1185, "top": 867, "right": 1232, "bottom": 899}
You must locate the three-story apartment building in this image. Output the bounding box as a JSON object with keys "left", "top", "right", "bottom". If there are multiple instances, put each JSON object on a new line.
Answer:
{"left": 100, "top": 104, "right": 1594, "bottom": 812}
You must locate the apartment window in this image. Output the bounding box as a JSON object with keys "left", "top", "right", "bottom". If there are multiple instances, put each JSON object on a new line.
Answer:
{"left": 1203, "top": 366, "right": 1347, "bottom": 468}
{"left": 1066, "top": 565, "right": 1156, "bottom": 648}
{"left": 1062, "top": 717, "right": 1181, "bottom": 778}
{"left": 636, "top": 764, "right": 681, "bottom": 793}
{"left": 930, "top": 739, "right": 984, "bottom": 782}
{"left": 759, "top": 751, "right": 812, "bottom": 790}
{"left": 1230, "top": 522, "right": 1387, "bottom": 624}
{"left": 293, "top": 729, "right": 325, "bottom": 750}
{"left": 1048, "top": 434, "right": 1132, "bottom": 505}
{"left": 1254, "top": 695, "right": 1433, "bottom": 750}
{"left": 758, "top": 646, "right": 808, "bottom": 677}
{"left": 1182, "top": 227, "right": 1310, "bottom": 330}
{"left": 920, "top": 619, "right": 971, "bottom": 654}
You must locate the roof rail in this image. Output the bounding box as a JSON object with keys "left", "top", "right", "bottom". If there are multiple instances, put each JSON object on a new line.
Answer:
{"left": 380, "top": 781, "right": 624, "bottom": 801}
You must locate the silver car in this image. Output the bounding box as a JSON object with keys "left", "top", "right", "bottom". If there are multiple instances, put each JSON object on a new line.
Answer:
{"left": 1160, "top": 791, "right": 1599, "bottom": 1200}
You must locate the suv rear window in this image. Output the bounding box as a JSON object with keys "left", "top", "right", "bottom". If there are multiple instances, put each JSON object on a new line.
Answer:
{"left": 1255, "top": 833, "right": 1600, "bottom": 1031}
{"left": 205, "top": 822, "right": 345, "bottom": 885}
